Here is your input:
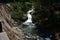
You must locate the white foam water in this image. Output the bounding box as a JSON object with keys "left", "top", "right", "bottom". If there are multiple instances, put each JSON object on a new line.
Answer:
{"left": 23, "top": 8, "right": 34, "bottom": 25}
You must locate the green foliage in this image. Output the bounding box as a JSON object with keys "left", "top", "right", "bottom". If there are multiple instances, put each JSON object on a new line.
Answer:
{"left": 10, "top": 2, "right": 33, "bottom": 24}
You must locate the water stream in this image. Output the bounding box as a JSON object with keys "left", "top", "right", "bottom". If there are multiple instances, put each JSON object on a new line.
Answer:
{"left": 22, "top": 8, "right": 35, "bottom": 33}
{"left": 19, "top": 7, "right": 51, "bottom": 40}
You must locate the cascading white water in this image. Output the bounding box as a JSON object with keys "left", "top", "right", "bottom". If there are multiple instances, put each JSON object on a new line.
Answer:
{"left": 23, "top": 8, "right": 34, "bottom": 25}
{"left": 18, "top": 7, "right": 36, "bottom": 33}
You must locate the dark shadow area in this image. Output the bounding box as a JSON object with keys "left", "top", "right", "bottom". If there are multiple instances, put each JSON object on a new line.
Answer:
{"left": 0, "top": 22, "right": 2, "bottom": 32}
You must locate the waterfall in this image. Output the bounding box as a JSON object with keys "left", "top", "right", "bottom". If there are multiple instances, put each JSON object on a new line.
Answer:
{"left": 23, "top": 8, "right": 34, "bottom": 25}
{"left": 21, "top": 8, "right": 35, "bottom": 33}
{"left": 18, "top": 6, "right": 36, "bottom": 34}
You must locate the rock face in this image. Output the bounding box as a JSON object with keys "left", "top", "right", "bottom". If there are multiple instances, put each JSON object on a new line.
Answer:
{"left": 0, "top": 4, "right": 25, "bottom": 40}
